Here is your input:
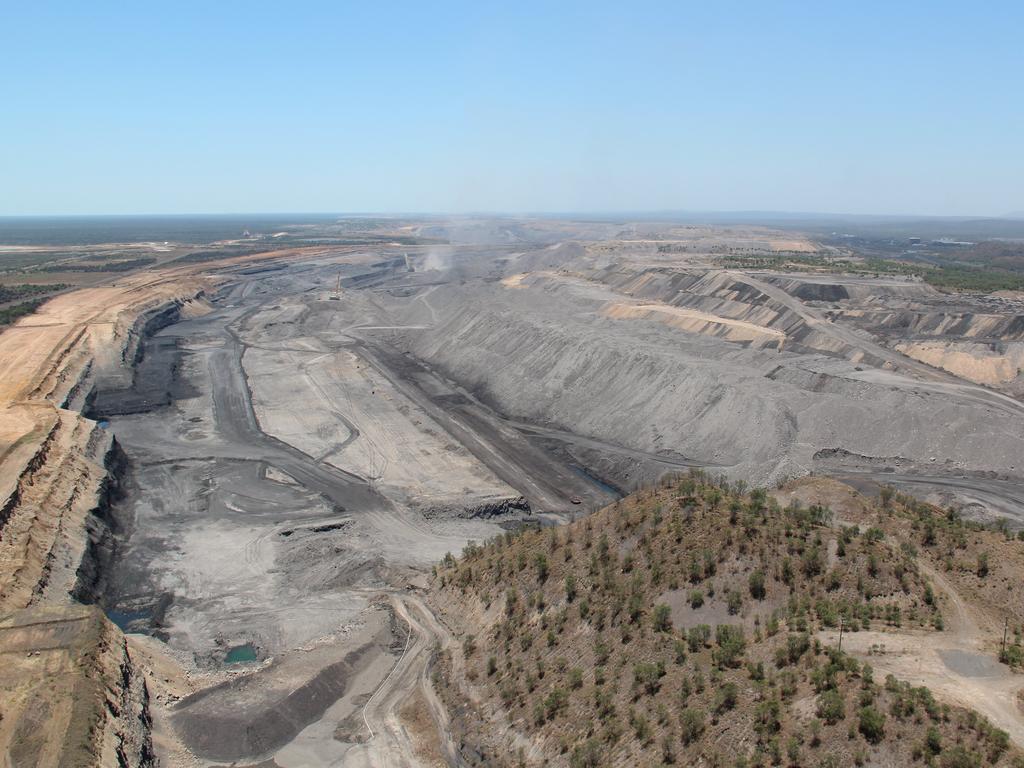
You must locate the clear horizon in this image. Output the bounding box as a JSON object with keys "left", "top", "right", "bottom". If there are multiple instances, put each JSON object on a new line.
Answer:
{"left": 3, "top": 1, "right": 1022, "bottom": 217}
{"left": 1, "top": 209, "right": 1023, "bottom": 221}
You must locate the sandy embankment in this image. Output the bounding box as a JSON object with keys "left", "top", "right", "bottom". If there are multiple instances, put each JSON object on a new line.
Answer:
{"left": 895, "top": 339, "right": 1024, "bottom": 388}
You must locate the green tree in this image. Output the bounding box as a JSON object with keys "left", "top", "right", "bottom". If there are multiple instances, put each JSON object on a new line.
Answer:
{"left": 727, "top": 590, "right": 743, "bottom": 615}
{"left": 923, "top": 521, "right": 937, "bottom": 546}
{"left": 570, "top": 739, "right": 601, "bottom": 768}
{"left": 564, "top": 572, "right": 577, "bottom": 602}
{"left": 679, "top": 708, "right": 705, "bottom": 744}
{"left": 858, "top": 706, "right": 885, "bottom": 744}
{"left": 687, "top": 624, "right": 711, "bottom": 652}
{"left": 569, "top": 668, "right": 584, "bottom": 689}
{"left": 817, "top": 689, "right": 845, "bottom": 724}
{"left": 715, "top": 682, "right": 738, "bottom": 713}
{"left": 673, "top": 639, "right": 688, "bottom": 664}
{"left": 755, "top": 698, "right": 781, "bottom": 736}
{"left": 713, "top": 625, "right": 746, "bottom": 668}
{"left": 749, "top": 570, "right": 766, "bottom": 600}
{"left": 652, "top": 603, "right": 672, "bottom": 632}
{"left": 535, "top": 553, "right": 549, "bottom": 583}
{"left": 781, "top": 557, "right": 794, "bottom": 585}
{"left": 802, "top": 546, "right": 823, "bottom": 577}
{"left": 879, "top": 486, "right": 894, "bottom": 508}
{"left": 633, "top": 662, "right": 664, "bottom": 695}
{"left": 544, "top": 687, "right": 568, "bottom": 719}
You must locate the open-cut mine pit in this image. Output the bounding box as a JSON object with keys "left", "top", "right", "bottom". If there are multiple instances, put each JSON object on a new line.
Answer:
{"left": 3, "top": 217, "right": 1024, "bottom": 765}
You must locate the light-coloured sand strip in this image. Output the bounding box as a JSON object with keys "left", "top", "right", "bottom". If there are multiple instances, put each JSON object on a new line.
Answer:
{"left": 602, "top": 301, "right": 785, "bottom": 341}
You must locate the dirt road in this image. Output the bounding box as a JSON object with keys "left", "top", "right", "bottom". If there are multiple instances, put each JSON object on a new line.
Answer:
{"left": 344, "top": 593, "right": 459, "bottom": 768}
{"left": 820, "top": 559, "right": 1024, "bottom": 746}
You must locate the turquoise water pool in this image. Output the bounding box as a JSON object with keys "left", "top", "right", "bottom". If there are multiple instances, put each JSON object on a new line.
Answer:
{"left": 225, "top": 643, "right": 258, "bottom": 663}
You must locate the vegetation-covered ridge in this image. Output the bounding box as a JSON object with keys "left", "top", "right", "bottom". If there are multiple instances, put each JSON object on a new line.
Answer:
{"left": 429, "top": 471, "right": 1024, "bottom": 768}
{"left": 714, "top": 248, "right": 1024, "bottom": 293}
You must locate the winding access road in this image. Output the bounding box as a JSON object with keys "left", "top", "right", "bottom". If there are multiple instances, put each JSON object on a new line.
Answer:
{"left": 344, "top": 593, "right": 460, "bottom": 768}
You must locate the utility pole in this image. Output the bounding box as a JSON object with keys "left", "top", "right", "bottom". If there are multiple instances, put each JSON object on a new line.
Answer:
{"left": 1002, "top": 617, "right": 1009, "bottom": 660}
{"left": 838, "top": 616, "right": 844, "bottom": 653}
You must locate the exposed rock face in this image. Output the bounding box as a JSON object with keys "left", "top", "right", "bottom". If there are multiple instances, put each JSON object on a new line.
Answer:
{"left": 580, "top": 266, "right": 883, "bottom": 361}
{"left": 0, "top": 278, "right": 208, "bottom": 613}
{"left": 0, "top": 272, "right": 210, "bottom": 766}
{"left": 761, "top": 274, "right": 1024, "bottom": 394}
{"left": 0, "top": 410, "right": 118, "bottom": 610}
{"left": 838, "top": 308, "right": 1024, "bottom": 341}
{"left": 0, "top": 605, "right": 154, "bottom": 767}
{"left": 420, "top": 495, "right": 531, "bottom": 520}
{"left": 894, "top": 339, "right": 1024, "bottom": 391}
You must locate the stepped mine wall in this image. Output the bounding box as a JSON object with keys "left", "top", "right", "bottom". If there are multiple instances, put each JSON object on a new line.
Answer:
{"left": 0, "top": 271, "right": 212, "bottom": 767}
{"left": 837, "top": 308, "right": 1024, "bottom": 341}
{"left": 0, "top": 283, "right": 208, "bottom": 613}
{"left": 576, "top": 265, "right": 891, "bottom": 364}
{"left": 398, "top": 281, "right": 1024, "bottom": 488}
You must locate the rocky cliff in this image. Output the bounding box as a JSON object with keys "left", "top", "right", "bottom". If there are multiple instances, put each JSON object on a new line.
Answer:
{"left": 0, "top": 605, "right": 154, "bottom": 767}
{"left": 0, "top": 271, "right": 210, "bottom": 767}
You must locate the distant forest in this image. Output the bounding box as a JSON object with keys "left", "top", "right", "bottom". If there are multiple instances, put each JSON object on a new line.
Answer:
{"left": 0, "top": 299, "right": 43, "bottom": 326}
{"left": 719, "top": 241, "right": 1024, "bottom": 293}
{"left": 0, "top": 283, "right": 65, "bottom": 303}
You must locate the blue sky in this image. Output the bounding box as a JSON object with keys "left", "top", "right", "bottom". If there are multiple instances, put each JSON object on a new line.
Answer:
{"left": 2, "top": 1, "right": 1022, "bottom": 216}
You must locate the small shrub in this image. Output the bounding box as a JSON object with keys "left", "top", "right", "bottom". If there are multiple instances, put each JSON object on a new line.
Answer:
{"left": 749, "top": 570, "right": 766, "bottom": 600}
{"left": 569, "top": 668, "right": 584, "bottom": 689}
{"left": 713, "top": 625, "right": 746, "bottom": 668}
{"left": 715, "top": 681, "right": 738, "bottom": 713}
{"left": 858, "top": 706, "right": 885, "bottom": 743}
{"left": 817, "top": 689, "right": 845, "bottom": 724}
{"left": 688, "top": 624, "right": 711, "bottom": 652}
{"left": 679, "top": 708, "right": 705, "bottom": 744}
{"left": 652, "top": 603, "right": 672, "bottom": 632}
{"left": 940, "top": 745, "right": 981, "bottom": 768}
